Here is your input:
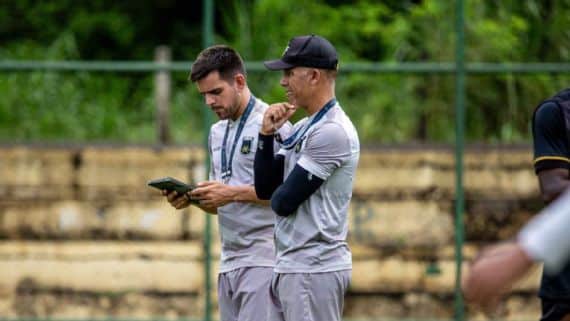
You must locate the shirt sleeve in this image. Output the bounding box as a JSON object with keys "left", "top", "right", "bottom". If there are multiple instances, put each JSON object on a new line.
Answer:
{"left": 518, "top": 188, "right": 570, "bottom": 275}
{"left": 533, "top": 102, "right": 570, "bottom": 173}
{"left": 297, "top": 122, "right": 351, "bottom": 180}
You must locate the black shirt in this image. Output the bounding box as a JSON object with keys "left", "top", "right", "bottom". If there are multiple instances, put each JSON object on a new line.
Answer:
{"left": 532, "top": 101, "right": 570, "bottom": 299}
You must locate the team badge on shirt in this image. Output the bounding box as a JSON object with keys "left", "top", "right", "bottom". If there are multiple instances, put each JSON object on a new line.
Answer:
{"left": 241, "top": 136, "right": 254, "bottom": 154}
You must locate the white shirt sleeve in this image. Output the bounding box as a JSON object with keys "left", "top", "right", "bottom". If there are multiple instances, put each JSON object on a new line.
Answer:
{"left": 297, "top": 122, "right": 351, "bottom": 180}
{"left": 518, "top": 189, "right": 570, "bottom": 275}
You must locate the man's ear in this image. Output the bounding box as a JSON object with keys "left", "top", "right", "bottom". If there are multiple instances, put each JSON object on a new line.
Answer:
{"left": 309, "top": 68, "right": 321, "bottom": 85}
{"left": 234, "top": 73, "right": 246, "bottom": 91}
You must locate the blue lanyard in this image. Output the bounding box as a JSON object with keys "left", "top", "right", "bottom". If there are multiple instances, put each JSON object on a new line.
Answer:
{"left": 278, "top": 98, "right": 337, "bottom": 150}
{"left": 221, "top": 95, "right": 256, "bottom": 181}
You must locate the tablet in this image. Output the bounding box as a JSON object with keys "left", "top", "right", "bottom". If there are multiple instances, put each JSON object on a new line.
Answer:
{"left": 147, "top": 176, "right": 194, "bottom": 194}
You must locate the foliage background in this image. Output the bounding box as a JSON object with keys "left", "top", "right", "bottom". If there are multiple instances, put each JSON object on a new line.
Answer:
{"left": 1, "top": 0, "right": 569, "bottom": 144}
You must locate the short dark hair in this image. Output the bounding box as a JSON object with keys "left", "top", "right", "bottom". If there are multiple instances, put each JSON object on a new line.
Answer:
{"left": 190, "top": 45, "right": 246, "bottom": 82}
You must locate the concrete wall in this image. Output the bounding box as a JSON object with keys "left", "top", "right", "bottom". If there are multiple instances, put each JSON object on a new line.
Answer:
{"left": 0, "top": 145, "right": 542, "bottom": 320}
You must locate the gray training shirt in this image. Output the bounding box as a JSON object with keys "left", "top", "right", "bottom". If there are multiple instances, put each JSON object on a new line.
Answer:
{"left": 209, "top": 97, "right": 291, "bottom": 273}
{"left": 275, "top": 101, "right": 360, "bottom": 273}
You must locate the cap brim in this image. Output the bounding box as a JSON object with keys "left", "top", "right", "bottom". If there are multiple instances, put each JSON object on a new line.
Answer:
{"left": 263, "top": 59, "right": 294, "bottom": 70}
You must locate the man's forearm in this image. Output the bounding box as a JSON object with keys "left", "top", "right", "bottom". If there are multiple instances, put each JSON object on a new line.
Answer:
{"left": 254, "top": 133, "right": 283, "bottom": 200}
{"left": 228, "top": 185, "right": 270, "bottom": 206}
{"left": 462, "top": 242, "right": 534, "bottom": 309}
{"left": 195, "top": 203, "right": 218, "bottom": 215}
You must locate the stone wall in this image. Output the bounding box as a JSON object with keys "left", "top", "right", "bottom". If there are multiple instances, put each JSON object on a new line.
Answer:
{"left": 0, "top": 145, "right": 543, "bottom": 320}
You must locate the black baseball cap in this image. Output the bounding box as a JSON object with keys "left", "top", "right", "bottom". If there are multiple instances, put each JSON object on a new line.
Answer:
{"left": 264, "top": 34, "right": 338, "bottom": 70}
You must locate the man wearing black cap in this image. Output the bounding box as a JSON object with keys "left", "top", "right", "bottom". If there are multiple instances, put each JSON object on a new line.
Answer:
{"left": 254, "top": 35, "right": 360, "bottom": 321}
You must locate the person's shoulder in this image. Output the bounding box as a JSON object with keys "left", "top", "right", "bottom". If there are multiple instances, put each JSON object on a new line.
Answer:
{"left": 536, "top": 100, "right": 560, "bottom": 112}
{"left": 211, "top": 119, "right": 226, "bottom": 129}
{"left": 249, "top": 96, "right": 269, "bottom": 120}
{"left": 254, "top": 95, "right": 268, "bottom": 106}
{"left": 534, "top": 101, "right": 563, "bottom": 129}
{"left": 328, "top": 103, "right": 355, "bottom": 124}
{"left": 209, "top": 120, "right": 226, "bottom": 135}
{"left": 318, "top": 120, "right": 346, "bottom": 131}
{"left": 323, "top": 106, "right": 358, "bottom": 139}
{"left": 312, "top": 121, "right": 350, "bottom": 145}
{"left": 252, "top": 95, "right": 269, "bottom": 110}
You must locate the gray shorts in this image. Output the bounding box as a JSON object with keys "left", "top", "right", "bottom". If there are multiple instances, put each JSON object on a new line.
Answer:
{"left": 218, "top": 266, "right": 274, "bottom": 321}
{"left": 268, "top": 270, "right": 351, "bottom": 321}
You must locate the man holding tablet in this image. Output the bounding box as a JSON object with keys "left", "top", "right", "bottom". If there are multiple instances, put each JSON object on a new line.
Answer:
{"left": 161, "top": 45, "right": 290, "bottom": 321}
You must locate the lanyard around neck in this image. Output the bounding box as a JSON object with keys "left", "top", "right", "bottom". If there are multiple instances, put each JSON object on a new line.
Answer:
{"left": 221, "top": 95, "right": 256, "bottom": 181}
{"left": 277, "top": 98, "right": 337, "bottom": 150}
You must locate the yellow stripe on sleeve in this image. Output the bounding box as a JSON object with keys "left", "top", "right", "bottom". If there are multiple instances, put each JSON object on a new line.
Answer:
{"left": 533, "top": 156, "right": 570, "bottom": 165}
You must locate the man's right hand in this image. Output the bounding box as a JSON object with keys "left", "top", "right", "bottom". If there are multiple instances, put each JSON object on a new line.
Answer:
{"left": 261, "top": 102, "right": 296, "bottom": 135}
{"left": 163, "top": 190, "right": 191, "bottom": 209}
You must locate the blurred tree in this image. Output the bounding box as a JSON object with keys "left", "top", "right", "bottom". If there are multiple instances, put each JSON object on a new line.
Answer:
{"left": 0, "top": 0, "right": 203, "bottom": 60}
{"left": 0, "top": 0, "right": 568, "bottom": 143}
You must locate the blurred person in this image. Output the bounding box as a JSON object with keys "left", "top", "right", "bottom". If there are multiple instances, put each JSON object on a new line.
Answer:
{"left": 530, "top": 88, "right": 570, "bottom": 321}
{"left": 463, "top": 187, "right": 570, "bottom": 312}
{"left": 254, "top": 34, "right": 360, "bottom": 321}
{"left": 163, "top": 45, "right": 291, "bottom": 321}
{"left": 463, "top": 88, "right": 570, "bottom": 320}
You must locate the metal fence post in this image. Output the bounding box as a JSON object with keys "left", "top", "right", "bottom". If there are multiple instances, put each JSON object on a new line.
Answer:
{"left": 154, "top": 45, "right": 171, "bottom": 144}
{"left": 202, "top": 1, "right": 215, "bottom": 321}
{"left": 454, "top": 0, "right": 466, "bottom": 321}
